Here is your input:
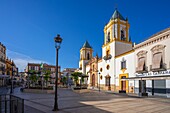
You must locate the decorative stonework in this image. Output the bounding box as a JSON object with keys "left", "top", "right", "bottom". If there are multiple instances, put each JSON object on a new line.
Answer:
{"left": 151, "top": 44, "right": 165, "bottom": 54}
{"left": 134, "top": 28, "right": 170, "bottom": 50}
{"left": 137, "top": 50, "right": 147, "bottom": 58}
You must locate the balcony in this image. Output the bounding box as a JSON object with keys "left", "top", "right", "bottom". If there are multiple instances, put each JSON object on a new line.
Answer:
{"left": 103, "top": 54, "right": 112, "bottom": 60}
{"left": 136, "top": 66, "right": 148, "bottom": 73}
{"left": 150, "top": 63, "right": 167, "bottom": 71}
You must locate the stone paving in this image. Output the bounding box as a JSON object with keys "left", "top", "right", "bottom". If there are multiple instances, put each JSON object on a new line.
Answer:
{"left": 11, "top": 87, "right": 170, "bottom": 113}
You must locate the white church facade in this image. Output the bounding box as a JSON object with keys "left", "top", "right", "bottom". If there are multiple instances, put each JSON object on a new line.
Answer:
{"left": 78, "top": 9, "right": 170, "bottom": 97}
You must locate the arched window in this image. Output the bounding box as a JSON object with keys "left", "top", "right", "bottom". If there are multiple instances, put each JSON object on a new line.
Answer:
{"left": 121, "top": 57, "right": 126, "bottom": 69}
{"left": 107, "top": 32, "right": 110, "bottom": 43}
{"left": 136, "top": 50, "right": 147, "bottom": 72}
{"left": 151, "top": 45, "right": 165, "bottom": 70}
{"left": 87, "top": 53, "right": 90, "bottom": 60}
{"left": 121, "top": 30, "right": 125, "bottom": 41}
{"left": 152, "top": 52, "right": 162, "bottom": 69}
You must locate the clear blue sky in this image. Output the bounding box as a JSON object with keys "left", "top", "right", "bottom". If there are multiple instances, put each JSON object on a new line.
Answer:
{"left": 0, "top": 0, "right": 170, "bottom": 71}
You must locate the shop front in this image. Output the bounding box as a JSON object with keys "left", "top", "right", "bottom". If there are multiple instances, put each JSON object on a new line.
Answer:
{"left": 122, "top": 70, "right": 170, "bottom": 97}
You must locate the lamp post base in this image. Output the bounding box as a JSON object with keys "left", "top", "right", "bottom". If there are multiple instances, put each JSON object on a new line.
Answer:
{"left": 52, "top": 108, "right": 59, "bottom": 111}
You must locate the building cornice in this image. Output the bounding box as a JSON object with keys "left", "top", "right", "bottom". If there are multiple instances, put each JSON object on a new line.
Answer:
{"left": 102, "top": 38, "right": 132, "bottom": 48}
{"left": 134, "top": 27, "right": 170, "bottom": 50}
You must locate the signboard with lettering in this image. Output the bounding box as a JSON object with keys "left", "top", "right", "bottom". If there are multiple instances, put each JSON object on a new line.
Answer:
{"left": 136, "top": 70, "right": 170, "bottom": 77}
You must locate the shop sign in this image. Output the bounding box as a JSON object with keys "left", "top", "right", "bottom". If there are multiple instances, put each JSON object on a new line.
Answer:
{"left": 136, "top": 70, "right": 170, "bottom": 76}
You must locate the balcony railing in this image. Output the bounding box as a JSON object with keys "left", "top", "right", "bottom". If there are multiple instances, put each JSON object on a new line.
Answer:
{"left": 103, "top": 54, "right": 112, "bottom": 60}
{"left": 150, "top": 63, "right": 167, "bottom": 71}
{"left": 136, "top": 66, "right": 148, "bottom": 73}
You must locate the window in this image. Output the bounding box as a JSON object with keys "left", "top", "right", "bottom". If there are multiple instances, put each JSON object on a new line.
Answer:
{"left": 105, "top": 76, "right": 110, "bottom": 86}
{"left": 106, "top": 50, "right": 110, "bottom": 57}
{"left": 80, "top": 54, "right": 83, "bottom": 60}
{"left": 31, "top": 66, "right": 35, "bottom": 70}
{"left": 106, "top": 65, "right": 110, "bottom": 70}
{"left": 121, "top": 30, "right": 126, "bottom": 41}
{"left": 100, "top": 68, "right": 102, "bottom": 72}
{"left": 121, "top": 61, "right": 126, "bottom": 69}
{"left": 151, "top": 45, "right": 165, "bottom": 70}
{"left": 136, "top": 50, "right": 147, "bottom": 72}
{"left": 138, "top": 57, "right": 145, "bottom": 71}
{"left": 152, "top": 52, "right": 162, "bottom": 69}
{"left": 87, "top": 53, "right": 90, "bottom": 60}
{"left": 80, "top": 64, "right": 82, "bottom": 70}
{"left": 107, "top": 32, "right": 110, "bottom": 43}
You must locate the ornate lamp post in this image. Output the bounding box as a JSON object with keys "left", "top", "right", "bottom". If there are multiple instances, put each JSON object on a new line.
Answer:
{"left": 53, "top": 34, "right": 62, "bottom": 111}
{"left": 98, "top": 72, "right": 101, "bottom": 92}
{"left": 10, "top": 66, "right": 14, "bottom": 94}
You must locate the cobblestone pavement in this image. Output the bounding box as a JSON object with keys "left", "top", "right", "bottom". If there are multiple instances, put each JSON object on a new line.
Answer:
{"left": 12, "top": 88, "right": 170, "bottom": 113}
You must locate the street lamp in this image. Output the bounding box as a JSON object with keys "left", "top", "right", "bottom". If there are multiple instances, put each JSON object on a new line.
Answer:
{"left": 98, "top": 72, "right": 101, "bottom": 92}
{"left": 10, "top": 66, "right": 14, "bottom": 94}
{"left": 53, "top": 34, "right": 62, "bottom": 111}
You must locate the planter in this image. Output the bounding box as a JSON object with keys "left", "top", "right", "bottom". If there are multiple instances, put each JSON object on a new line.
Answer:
{"left": 23, "top": 88, "right": 54, "bottom": 94}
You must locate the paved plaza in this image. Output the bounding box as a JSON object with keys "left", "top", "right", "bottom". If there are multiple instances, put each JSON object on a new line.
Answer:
{"left": 8, "top": 87, "right": 169, "bottom": 113}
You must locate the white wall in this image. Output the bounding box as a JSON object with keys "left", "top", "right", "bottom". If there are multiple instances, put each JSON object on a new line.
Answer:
{"left": 101, "top": 42, "right": 116, "bottom": 85}
{"left": 115, "top": 41, "right": 132, "bottom": 56}
{"left": 115, "top": 52, "right": 135, "bottom": 87}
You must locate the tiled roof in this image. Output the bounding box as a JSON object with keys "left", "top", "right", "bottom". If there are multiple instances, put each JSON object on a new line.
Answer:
{"left": 83, "top": 41, "right": 92, "bottom": 48}
{"left": 110, "top": 9, "right": 126, "bottom": 21}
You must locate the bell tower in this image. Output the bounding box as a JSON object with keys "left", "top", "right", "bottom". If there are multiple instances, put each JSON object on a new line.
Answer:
{"left": 79, "top": 41, "right": 93, "bottom": 74}
{"left": 102, "top": 9, "right": 132, "bottom": 58}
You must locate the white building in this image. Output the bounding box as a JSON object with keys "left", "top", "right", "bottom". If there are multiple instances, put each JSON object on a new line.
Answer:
{"left": 133, "top": 28, "right": 170, "bottom": 97}
{"left": 79, "top": 9, "right": 135, "bottom": 92}
{"left": 78, "top": 9, "right": 170, "bottom": 97}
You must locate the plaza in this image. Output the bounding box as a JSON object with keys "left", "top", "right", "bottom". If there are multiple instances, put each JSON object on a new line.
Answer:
{"left": 0, "top": 1, "right": 170, "bottom": 113}
{"left": 10, "top": 87, "right": 170, "bottom": 113}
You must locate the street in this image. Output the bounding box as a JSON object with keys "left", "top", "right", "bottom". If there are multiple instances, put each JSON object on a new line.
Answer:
{"left": 9, "top": 87, "right": 170, "bottom": 113}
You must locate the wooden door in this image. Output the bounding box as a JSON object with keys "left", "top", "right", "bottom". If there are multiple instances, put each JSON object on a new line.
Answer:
{"left": 121, "top": 76, "right": 126, "bottom": 91}
{"left": 121, "top": 81, "right": 126, "bottom": 91}
{"left": 92, "top": 74, "right": 95, "bottom": 86}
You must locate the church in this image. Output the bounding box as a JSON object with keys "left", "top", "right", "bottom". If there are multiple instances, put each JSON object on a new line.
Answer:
{"left": 78, "top": 9, "right": 170, "bottom": 97}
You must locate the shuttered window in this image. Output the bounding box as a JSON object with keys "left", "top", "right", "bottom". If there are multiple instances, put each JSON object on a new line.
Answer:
{"left": 138, "top": 57, "right": 145, "bottom": 71}
{"left": 152, "top": 52, "right": 162, "bottom": 69}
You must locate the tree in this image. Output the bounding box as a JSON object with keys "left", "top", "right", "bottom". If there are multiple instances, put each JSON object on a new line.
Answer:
{"left": 29, "top": 74, "right": 38, "bottom": 87}
{"left": 43, "top": 70, "right": 51, "bottom": 87}
{"left": 61, "top": 76, "right": 67, "bottom": 86}
{"left": 28, "top": 70, "right": 39, "bottom": 87}
{"left": 71, "top": 72, "right": 82, "bottom": 86}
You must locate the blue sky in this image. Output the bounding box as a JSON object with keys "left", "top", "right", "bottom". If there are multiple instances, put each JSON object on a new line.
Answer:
{"left": 0, "top": 0, "right": 170, "bottom": 71}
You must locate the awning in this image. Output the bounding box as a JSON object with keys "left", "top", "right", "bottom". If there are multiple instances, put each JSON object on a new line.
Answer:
{"left": 137, "top": 57, "right": 145, "bottom": 71}
{"left": 152, "top": 53, "right": 162, "bottom": 69}
{"left": 121, "top": 75, "right": 170, "bottom": 81}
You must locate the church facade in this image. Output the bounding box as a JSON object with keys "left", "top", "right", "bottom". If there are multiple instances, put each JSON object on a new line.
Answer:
{"left": 78, "top": 9, "right": 170, "bottom": 97}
